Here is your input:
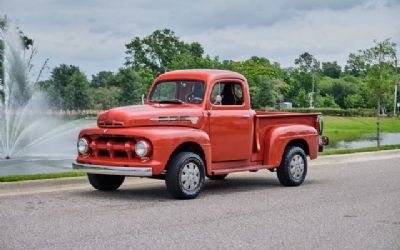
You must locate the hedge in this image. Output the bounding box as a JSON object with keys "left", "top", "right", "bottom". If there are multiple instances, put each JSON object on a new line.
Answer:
{"left": 277, "top": 108, "right": 377, "bottom": 117}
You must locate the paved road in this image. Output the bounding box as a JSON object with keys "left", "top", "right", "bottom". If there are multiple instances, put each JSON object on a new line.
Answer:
{"left": 1, "top": 151, "right": 399, "bottom": 250}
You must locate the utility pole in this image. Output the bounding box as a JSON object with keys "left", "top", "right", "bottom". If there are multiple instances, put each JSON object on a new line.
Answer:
{"left": 309, "top": 72, "right": 315, "bottom": 109}
{"left": 394, "top": 58, "right": 398, "bottom": 116}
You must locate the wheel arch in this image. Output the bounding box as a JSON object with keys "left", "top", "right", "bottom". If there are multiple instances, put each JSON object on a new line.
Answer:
{"left": 285, "top": 139, "right": 310, "bottom": 156}
{"left": 264, "top": 124, "right": 317, "bottom": 167}
{"left": 166, "top": 141, "right": 211, "bottom": 175}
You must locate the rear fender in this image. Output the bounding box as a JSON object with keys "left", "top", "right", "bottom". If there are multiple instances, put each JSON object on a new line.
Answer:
{"left": 263, "top": 125, "right": 319, "bottom": 167}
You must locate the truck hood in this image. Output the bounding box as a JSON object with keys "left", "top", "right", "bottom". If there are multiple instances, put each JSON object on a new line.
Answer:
{"left": 97, "top": 105, "right": 205, "bottom": 128}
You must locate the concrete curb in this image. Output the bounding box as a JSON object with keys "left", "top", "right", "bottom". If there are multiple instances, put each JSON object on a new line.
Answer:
{"left": 1, "top": 149, "right": 399, "bottom": 193}
{"left": 0, "top": 176, "right": 88, "bottom": 191}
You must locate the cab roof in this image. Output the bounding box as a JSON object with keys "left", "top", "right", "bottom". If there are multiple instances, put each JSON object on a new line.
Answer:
{"left": 155, "top": 69, "right": 246, "bottom": 83}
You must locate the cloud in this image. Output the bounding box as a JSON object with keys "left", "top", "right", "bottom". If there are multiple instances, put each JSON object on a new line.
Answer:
{"left": 1, "top": 0, "right": 399, "bottom": 78}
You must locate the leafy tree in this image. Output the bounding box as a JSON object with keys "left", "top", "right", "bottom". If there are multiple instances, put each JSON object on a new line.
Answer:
{"left": 256, "top": 76, "right": 284, "bottom": 108}
{"left": 125, "top": 29, "right": 204, "bottom": 75}
{"left": 322, "top": 61, "right": 341, "bottom": 78}
{"left": 294, "top": 52, "right": 320, "bottom": 108}
{"left": 170, "top": 54, "right": 224, "bottom": 71}
{"left": 363, "top": 39, "right": 397, "bottom": 146}
{"left": 293, "top": 89, "right": 309, "bottom": 107}
{"left": 294, "top": 52, "right": 320, "bottom": 73}
{"left": 344, "top": 52, "right": 368, "bottom": 77}
{"left": 90, "top": 86, "right": 120, "bottom": 110}
{"left": 91, "top": 71, "right": 115, "bottom": 88}
{"left": 63, "top": 71, "right": 92, "bottom": 111}
{"left": 115, "top": 67, "right": 143, "bottom": 106}
{"left": 344, "top": 94, "right": 365, "bottom": 108}
{"left": 315, "top": 94, "right": 339, "bottom": 108}
{"left": 232, "top": 56, "right": 283, "bottom": 82}
{"left": 39, "top": 64, "right": 90, "bottom": 110}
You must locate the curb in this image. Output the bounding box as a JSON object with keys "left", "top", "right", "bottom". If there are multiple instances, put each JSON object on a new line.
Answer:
{"left": 0, "top": 176, "right": 88, "bottom": 191}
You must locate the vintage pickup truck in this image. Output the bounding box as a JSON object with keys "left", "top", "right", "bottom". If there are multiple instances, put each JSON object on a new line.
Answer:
{"left": 73, "top": 69, "right": 328, "bottom": 199}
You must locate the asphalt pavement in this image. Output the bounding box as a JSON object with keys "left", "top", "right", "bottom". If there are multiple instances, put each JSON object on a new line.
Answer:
{"left": 0, "top": 150, "right": 399, "bottom": 250}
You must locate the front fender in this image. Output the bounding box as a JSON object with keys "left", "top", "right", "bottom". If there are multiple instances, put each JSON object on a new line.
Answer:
{"left": 263, "top": 125, "right": 319, "bottom": 167}
{"left": 79, "top": 126, "right": 211, "bottom": 175}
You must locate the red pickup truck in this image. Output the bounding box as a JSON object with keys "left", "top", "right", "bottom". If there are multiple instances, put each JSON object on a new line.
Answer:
{"left": 73, "top": 69, "right": 328, "bottom": 199}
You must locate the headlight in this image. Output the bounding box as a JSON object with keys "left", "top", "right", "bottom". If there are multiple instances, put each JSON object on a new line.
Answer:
{"left": 135, "top": 140, "right": 151, "bottom": 157}
{"left": 77, "top": 138, "right": 89, "bottom": 154}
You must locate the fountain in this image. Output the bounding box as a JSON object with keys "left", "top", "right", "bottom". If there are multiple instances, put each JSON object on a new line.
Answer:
{"left": 0, "top": 25, "right": 94, "bottom": 175}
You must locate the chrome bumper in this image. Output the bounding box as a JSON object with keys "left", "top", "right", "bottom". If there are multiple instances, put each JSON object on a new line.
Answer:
{"left": 72, "top": 162, "right": 152, "bottom": 176}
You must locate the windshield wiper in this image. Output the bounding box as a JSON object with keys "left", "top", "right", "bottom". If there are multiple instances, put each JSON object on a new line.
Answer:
{"left": 157, "top": 99, "right": 185, "bottom": 104}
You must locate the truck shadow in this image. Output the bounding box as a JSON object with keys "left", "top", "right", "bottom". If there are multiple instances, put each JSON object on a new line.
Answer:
{"left": 73, "top": 174, "right": 320, "bottom": 201}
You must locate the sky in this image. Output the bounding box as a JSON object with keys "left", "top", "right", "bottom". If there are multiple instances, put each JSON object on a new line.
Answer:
{"left": 1, "top": 0, "right": 400, "bottom": 79}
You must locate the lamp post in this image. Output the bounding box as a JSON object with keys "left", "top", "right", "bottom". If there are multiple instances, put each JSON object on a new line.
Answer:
{"left": 394, "top": 58, "right": 398, "bottom": 116}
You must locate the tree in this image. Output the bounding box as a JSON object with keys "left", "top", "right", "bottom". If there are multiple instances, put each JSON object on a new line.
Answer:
{"left": 63, "top": 71, "right": 91, "bottom": 111}
{"left": 315, "top": 94, "right": 339, "bottom": 108}
{"left": 294, "top": 52, "right": 320, "bottom": 108}
{"left": 363, "top": 39, "right": 397, "bottom": 147}
{"left": 39, "top": 64, "right": 90, "bottom": 110}
{"left": 256, "top": 76, "right": 284, "bottom": 109}
{"left": 125, "top": 29, "right": 204, "bottom": 75}
{"left": 344, "top": 94, "right": 365, "bottom": 108}
{"left": 322, "top": 61, "right": 341, "bottom": 78}
{"left": 344, "top": 52, "right": 368, "bottom": 77}
{"left": 90, "top": 86, "right": 120, "bottom": 110}
{"left": 115, "top": 68, "right": 143, "bottom": 106}
{"left": 91, "top": 71, "right": 115, "bottom": 88}
{"left": 293, "top": 89, "right": 309, "bottom": 107}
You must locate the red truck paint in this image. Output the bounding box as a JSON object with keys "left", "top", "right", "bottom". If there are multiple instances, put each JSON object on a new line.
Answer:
{"left": 73, "top": 69, "right": 328, "bottom": 199}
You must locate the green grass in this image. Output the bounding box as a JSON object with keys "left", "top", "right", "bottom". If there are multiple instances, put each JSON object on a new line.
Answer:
{"left": 324, "top": 116, "right": 400, "bottom": 146}
{"left": 320, "top": 144, "right": 400, "bottom": 155}
{"left": 0, "top": 172, "right": 85, "bottom": 183}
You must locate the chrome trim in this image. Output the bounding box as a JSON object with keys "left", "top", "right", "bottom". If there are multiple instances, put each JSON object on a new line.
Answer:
{"left": 72, "top": 162, "right": 152, "bottom": 176}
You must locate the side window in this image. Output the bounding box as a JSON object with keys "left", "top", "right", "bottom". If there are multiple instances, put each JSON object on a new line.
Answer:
{"left": 210, "top": 82, "right": 244, "bottom": 105}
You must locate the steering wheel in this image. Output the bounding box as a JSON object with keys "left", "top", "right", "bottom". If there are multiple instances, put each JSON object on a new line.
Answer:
{"left": 186, "top": 94, "right": 203, "bottom": 104}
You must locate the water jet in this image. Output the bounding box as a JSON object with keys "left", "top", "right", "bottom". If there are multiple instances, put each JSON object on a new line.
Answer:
{"left": 0, "top": 24, "right": 94, "bottom": 176}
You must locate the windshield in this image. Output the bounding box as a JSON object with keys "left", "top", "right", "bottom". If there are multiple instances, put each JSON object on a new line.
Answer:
{"left": 149, "top": 80, "right": 205, "bottom": 104}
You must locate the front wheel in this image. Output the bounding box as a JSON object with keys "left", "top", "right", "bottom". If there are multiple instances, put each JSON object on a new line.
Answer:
{"left": 277, "top": 146, "right": 307, "bottom": 186}
{"left": 87, "top": 174, "right": 125, "bottom": 191}
{"left": 165, "top": 152, "right": 205, "bottom": 199}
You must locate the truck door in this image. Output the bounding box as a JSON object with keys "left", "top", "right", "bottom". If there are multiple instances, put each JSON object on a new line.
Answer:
{"left": 209, "top": 81, "right": 253, "bottom": 162}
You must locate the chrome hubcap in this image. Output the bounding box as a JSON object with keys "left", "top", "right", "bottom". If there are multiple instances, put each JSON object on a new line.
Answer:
{"left": 180, "top": 162, "right": 200, "bottom": 191}
{"left": 289, "top": 155, "right": 304, "bottom": 181}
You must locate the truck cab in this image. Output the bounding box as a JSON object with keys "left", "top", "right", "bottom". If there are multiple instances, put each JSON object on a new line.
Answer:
{"left": 73, "top": 69, "right": 328, "bottom": 199}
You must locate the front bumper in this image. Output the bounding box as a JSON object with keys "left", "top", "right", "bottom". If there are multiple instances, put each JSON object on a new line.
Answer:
{"left": 72, "top": 162, "right": 152, "bottom": 176}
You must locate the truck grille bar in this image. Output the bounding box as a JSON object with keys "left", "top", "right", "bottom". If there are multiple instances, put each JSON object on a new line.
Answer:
{"left": 88, "top": 136, "right": 136, "bottom": 160}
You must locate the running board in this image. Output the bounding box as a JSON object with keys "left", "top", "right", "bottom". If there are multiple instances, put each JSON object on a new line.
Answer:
{"left": 212, "top": 165, "right": 271, "bottom": 175}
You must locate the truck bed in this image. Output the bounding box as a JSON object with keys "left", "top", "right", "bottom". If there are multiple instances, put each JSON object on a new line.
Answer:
{"left": 252, "top": 111, "right": 321, "bottom": 163}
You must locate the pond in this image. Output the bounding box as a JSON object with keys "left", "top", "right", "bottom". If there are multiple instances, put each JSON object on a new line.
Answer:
{"left": 326, "top": 132, "right": 400, "bottom": 150}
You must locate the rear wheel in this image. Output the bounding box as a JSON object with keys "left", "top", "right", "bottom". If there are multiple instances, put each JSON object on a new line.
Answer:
{"left": 208, "top": 174, "right": 228, "bottom": 180}
{"left": 87, "top": 174, "right": 125, "bottom": 191}
{"left": 277, "top": 146, "right": 307, "bottom": 186}
{"left": 165, "top": 152, "right": 205, "bottom": 199}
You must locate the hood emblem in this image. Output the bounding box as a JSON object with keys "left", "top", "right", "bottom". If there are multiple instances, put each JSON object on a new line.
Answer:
{"left": 103, "top": 129, "right": 108, "bottom": 134}
{"left": 150, "top": 116, "right": 199, "bottom": 124}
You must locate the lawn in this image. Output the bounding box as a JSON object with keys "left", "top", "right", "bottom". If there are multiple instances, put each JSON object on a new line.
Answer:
{"left": 323, "top": 116, "right": 400, "bottom": 146}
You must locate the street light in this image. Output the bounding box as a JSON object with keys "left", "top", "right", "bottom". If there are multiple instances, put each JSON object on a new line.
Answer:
{"left": 394, "top": 57, "right": 398, "bottom": 116}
